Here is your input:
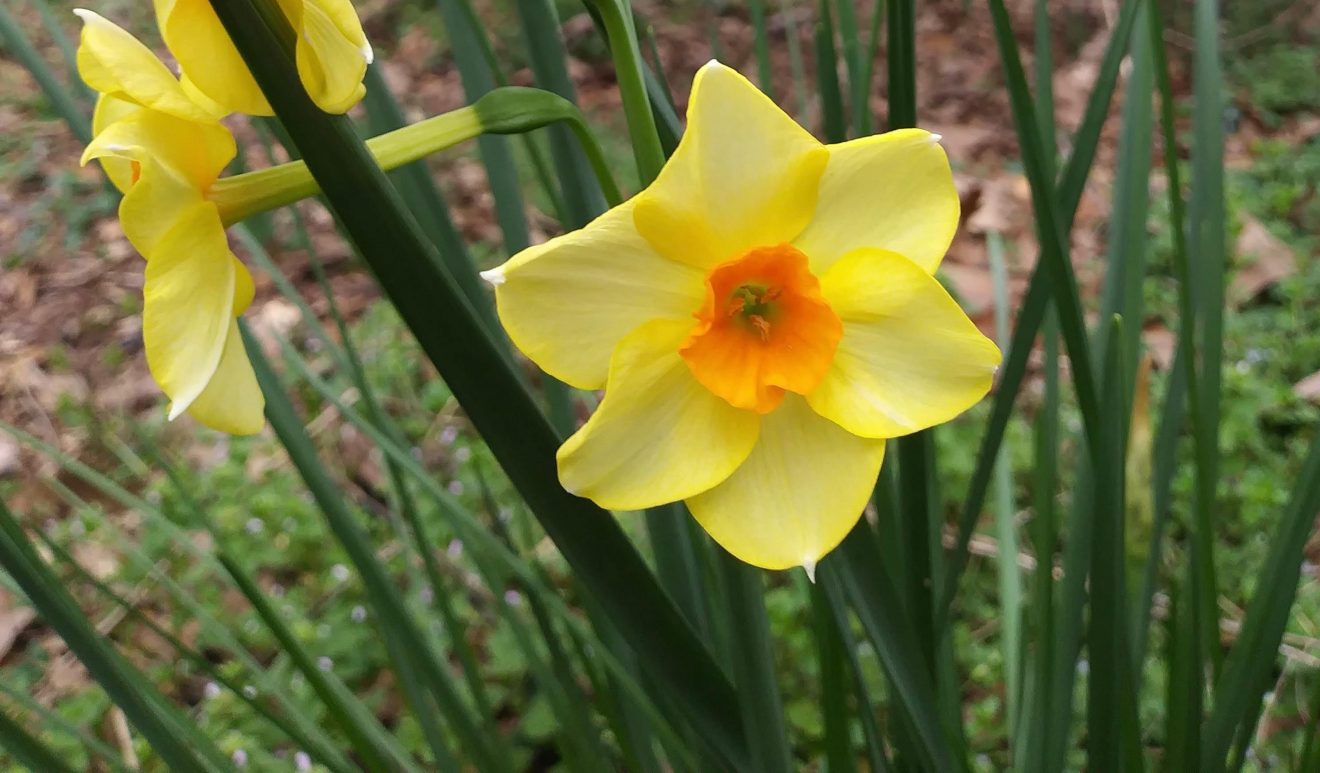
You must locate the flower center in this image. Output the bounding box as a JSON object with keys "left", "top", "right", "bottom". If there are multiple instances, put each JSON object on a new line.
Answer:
{"left": 680, "top": 244, "right": 842, "bottom": 413}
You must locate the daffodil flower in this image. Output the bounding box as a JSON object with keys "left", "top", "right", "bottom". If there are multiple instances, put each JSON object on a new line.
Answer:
{"left": 484, "top": 62, "right": 1001, "bottom": 573}
{"left": 153, "top": 0, "right": 372, "bottom": 116}
{"left": 76, "top": 10, "right": 264, "bottom": 435}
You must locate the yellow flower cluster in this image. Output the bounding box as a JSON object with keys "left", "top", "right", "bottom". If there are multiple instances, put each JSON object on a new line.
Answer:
{"left": 485, "top": 63, "right": 1002, "bottom": 571}
{"left": 75, "top": 1, "right": 371, "bottom": 434}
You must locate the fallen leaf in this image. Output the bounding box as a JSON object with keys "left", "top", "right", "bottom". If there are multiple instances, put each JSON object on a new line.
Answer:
{"left": 0, "top": 607, "right": 36, "bottom": 661}
{"left": 1231, "top": 217, "right": 1297, "bottom": 307}
{"left": 1294, "top": 371, "right": 1320, "bottom": 402}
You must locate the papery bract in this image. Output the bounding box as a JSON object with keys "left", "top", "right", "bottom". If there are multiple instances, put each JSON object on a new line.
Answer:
{"left": 485, "top": 61, "right": 1000, "bottom": 571}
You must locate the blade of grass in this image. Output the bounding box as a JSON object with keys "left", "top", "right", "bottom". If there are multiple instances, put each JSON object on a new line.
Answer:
{"left": 585, "top": 0, "right": 665, "bottom": 183}
{"left": 748, "top": 0, "right": 774, "bottom": 93}
{"left": 827, "top": 524, "right": 957, "bottom": 773}
{"left": 1033, "top": 0, "right": 1056, "bottom": 174}
{"left": 937, "top": 0, "right": 1143, "bottom": 635}
{"left": 820, "top": 562, "right": 896, "bottom": 772}
{"left": 1135, "top": 0, "right": 1197, "bottom": 670}
{"left": 0, "top": 501, "right": 227, "bottom": 772}
{"left": 361, "top": 63, "right": 493, "bottom": 331}
{"left": 1085, "top": 317, "right": 1144, "bottom": 772}
{"left": 0, "top": 707, "right": 79, "bottom": 773}
{"left": 885, "top": 0, "right": 914, "bottom": 130}
{"left": 30, "top": 520, "right": 365, "bottom": 773}
{"left": 1164, "top": 563, "right": 1203, "bottom": 772}
{"left": 716, "top": 554, "right": 792, "bottom": 773}
{"left": 1186, "top": 0, "right": 1226, "bottom": 678}
{"left": 832, "top": 0, "right": 865, "bottom": 135}
{"left": 514, "top": 0, "right": 608, "bottom": 225}
{"left": 0, "top": 2, "right": 90, "bottom": 142}
{"left": 809, "top": 579, "right": 855, "bottom": 772}
{"left": 1018, "top": 310, "right": 1060, "bottom": 773}
{"left": 275, "top": 335, "right": 703, "bottom": 770}
{"left": 782, "top": 0, "right": 810, "bottom": 122}
{"left": 0, "top": 681, "right": 134, "bottom": 772}
{"left": 813, "top": 0, "right": 846, "bottom": 143}
{"left": 988, "top": 231, "right": 1023, "bottom": 739}
{"left": 243, "top": 325, "right": 506, "bottom": 772}
{"left": 208, "top": 1, "right": 746, "bottom": 766}
{"left": 1201, "top": 428, "right": 1320, "bottom": 767}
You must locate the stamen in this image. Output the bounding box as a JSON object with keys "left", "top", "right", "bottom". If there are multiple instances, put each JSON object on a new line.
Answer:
{"left": 749, "top": 315, "right": 771, "bottom": 340}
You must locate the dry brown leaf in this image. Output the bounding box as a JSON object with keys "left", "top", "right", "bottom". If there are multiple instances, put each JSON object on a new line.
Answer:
{"left": 1231, "top": 217, "right": 1297, "bottom": 307}
{"left": 1294, "top": 371, "right": 1320, "bottom": 403}
{"left": 0, "top": 607, "right": 36, "bottom": 661}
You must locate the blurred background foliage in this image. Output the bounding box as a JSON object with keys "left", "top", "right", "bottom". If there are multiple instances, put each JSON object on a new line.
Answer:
{"left": 1, "top": 0, "right": 1319, "bottom": 769}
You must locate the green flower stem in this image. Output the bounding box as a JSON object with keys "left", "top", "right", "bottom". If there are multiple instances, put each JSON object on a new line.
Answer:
{"left": 211, "top": 87, "right": 620, "bottom": 225}
{"left": 587, "top": 0, "right": 666, "bottom": 184}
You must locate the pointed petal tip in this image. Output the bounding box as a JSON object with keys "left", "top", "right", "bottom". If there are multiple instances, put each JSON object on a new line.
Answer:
{"left": 802, "top": 557, "right": 818, "bottom": 583}
{"left": 361, "top": 42, "right": 375, "bottom": 64}
{"left": 71, "top": 7, "right": 94, "bottom": 20}
{"left": 479, "top": 266, "right": 506, "bottom": 286}
{"left": 929, "top": 132, "right": 944, "bottom": 143}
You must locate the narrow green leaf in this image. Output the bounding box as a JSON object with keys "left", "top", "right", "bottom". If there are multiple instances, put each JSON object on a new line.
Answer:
{"left": 747, "top": 0, "right": 774, "bottom": 94}
{"left": 645, "top": 505, "right": 714, "bottom": 639}
{"left": 585, "top": 0, "right": 665, "bottom": 183}
{"left": 0, "top": 501, "right": 227, "bottom": 771}
{"left": 1032, "top": 0, "right": 1056, "bottom": 175}
{"left": 1201, "top": 428, "right": 1320, "bottom": 767}
{"left": 813, "top": 0, "right": 846, "bottom": 144}
{"left": 937, "top": 0, "right": 1143, "bottom": 634}
{"left": 1085, "top": 316, "right": 1144, "bottom": 772}
{"left": 1164, "top": 566, "right": 1203, "bottom": 772}
{"left": 832, "top": 0, "right": 865, "bottom": 135}
{"left": 361, "top": 63, "right": 494, "bottom": 332}
{"left": 207, "top": 2, "right": 746, "bottom": 766}
{"left": 0, "top": 2, "right": 90, "bottom": 142}
{"left": 1187, "top": 0, "right": 1227, "bottom": 678}
{"left": 821, "top": 577, "right": 893, "bottom": 772}
{"left": 885, "top": 0, "right": 915, "bottom": 130}
{"left": 0, "top": 707, "right": 79, "bottom": 773}
{"left": 810, "top": 580, "right": 855, "bottom": 772}
{"left": 988, "top": 231, "right": 1023, "bottom": 739}
{"left": 828, "top": 525, "right": 956, "bottom": 773}
{"left": 717, "top": 554, "right": 793, "bottom": 773}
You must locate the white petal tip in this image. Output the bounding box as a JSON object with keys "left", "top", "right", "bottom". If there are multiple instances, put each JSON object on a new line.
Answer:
{"left": 802, "top": 557, "right": 818, "bottom": 584}
{"left": 71, "top": 8, "right": 97, "bottom": 22}
{"left": 166, "top": 402, "right": 185, "bottom": 421}
{"left": 479, "top": 267, "right": 506, "bottom": 286}
{"left": 929, "top": 133, "right": 944, "bottom": 143}
{"left": 361, "top": 43, "right": 375, "bottom": 64}
{"left": 701, "top": 58, "right": 722, "bottom": 70}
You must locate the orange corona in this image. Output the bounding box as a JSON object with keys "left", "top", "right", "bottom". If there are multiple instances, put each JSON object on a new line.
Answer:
{"left": 680, "top": 244, "right": 842, "bottom": 413}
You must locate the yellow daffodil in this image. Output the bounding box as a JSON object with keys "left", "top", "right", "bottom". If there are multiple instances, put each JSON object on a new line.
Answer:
{"left": 484, "top": 61, "right": 1001, "bottom": 573}
{"left": 153, "top": 0, "right": 372, "bottom": 116}
{"left": 75, "top": 10, "right": 264, "bottom": 435}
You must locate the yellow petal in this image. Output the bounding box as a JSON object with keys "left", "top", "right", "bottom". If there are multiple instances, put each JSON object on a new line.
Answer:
{"left": 807, "top": 248, "right": 1001, "bottom": 438}
{"left": 141, "top": 202, "right": 237, "bottom": 418}
{"left": 487, "top": 199, "right": 706, "bottom": 390}
{"left": 91, "top": 94, "right": 140, "bottom": 193}
{"left": 793, "top": 129, "right": 959, "bottom": 275}
{"left": 687, "top": 394, "right": 885, "bottom": 571}
{"left": 289, "top": 0, "right": 371, "bottom": 114}
{"left": 72, "top": 9, "right": 217, "bottom": 122}
{"left": 557, "top": 319, "right": 761, "bottom": 511}
{"left": 632, "top": 61, "right": 827, "bottom": 270}
{"left": 186, "top": 317, "right": 265, "bottom": 435}
{"left": 153, "top": 0, "right": 273, "bottom": 116}
{"left": 82, "top": 110, "right": 235, "bottom": 254}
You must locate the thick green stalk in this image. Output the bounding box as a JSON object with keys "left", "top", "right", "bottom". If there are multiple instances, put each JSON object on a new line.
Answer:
{"left": 211, "top": 87, "right": 618, "bottom": 224}
{"left": 587, "top": 0, "right": 665, "bottom": 183}
{"left": 208, "top": 1, "right": 745, "bottom": 765}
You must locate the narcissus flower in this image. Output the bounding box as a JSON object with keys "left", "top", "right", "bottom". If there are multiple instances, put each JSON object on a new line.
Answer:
{"left": 75, "top": 10, "right": 264, "bottom": 435}
{"left": 153, "top": 0, "right": 372, "bottom": 116}
{"left": 484, "top": 61, "right": 1001, "bottom": 572}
